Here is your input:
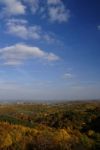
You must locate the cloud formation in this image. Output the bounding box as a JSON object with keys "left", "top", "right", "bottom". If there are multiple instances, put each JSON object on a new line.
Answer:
{"left": 0, "top": 43, "right": 60, "bottom": 65}
{"left": 6, "top": 18, "right": 58, "bottom": 43}
{"left": 63, "top": 73, "right": 73, "bottom": 79}
{"left": 6, "top": 19, "right": 28, "bottom": 39}
{"left": 6, "top": 19, "right": 41, "bottom": 40}
{"left": 0, "top": 0, "right": 70, "bottom": 23}
{"left": 97, "top": 25, "right": 100, "bottom": 30}
{"left": 1, "top": 0, "right": 26, "bottom": 16}
{"left": 47, "top": 0, "right": 61, "bottom": 5}
{"left": 47, "top": 0, "right": 70, "bottom": 23}
{"left": 22, "top": 0, "right": 39, "bottom": 14}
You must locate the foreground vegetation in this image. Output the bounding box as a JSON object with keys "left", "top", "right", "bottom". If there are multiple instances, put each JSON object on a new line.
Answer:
{"left": 0, "top": 101, "right": 100, "bottom": 150}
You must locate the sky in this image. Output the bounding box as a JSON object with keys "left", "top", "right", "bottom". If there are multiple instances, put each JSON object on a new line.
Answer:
{"left": 0, "top": 0, "right": 100, "bottom": 101}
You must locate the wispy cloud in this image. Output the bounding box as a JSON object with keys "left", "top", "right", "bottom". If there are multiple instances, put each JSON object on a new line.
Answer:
{"left": 0, "top": 0, "right": 70, "bottom": 23}
{"left": 97, "top": 25, "right": 100, "bottom": 30}
{"left": 22, "top": 0, "right": 39, "bottom": 14}
{"left": 0, "top": 43, "right": 60, "bottom": 65}
{"left": 22, "top": 0, "right": 70, "bottom": 23}
{"left": 6, "top": 18, "right": 59, "bottom": 43}
{"left": 47, "top": 0, "right": 61, "bottom": 5}
{"left": 0, "top": 0, "right": 26, "bottom": 16}
{"left": 47, "top": 0, "right": 70, "bottom": 23}
{"left": 6, "top": 19, "right": 28, "bottom": 39}
{"left": 63, "top": 73, "right": 73, "bottom": 79}
{"left": 6, "top": 19, "right": 41, "bottom": 40}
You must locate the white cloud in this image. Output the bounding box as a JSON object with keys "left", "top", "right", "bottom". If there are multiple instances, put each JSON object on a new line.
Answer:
{"left": 7, "top": 22, "right": 28, "bottom": 39}
{"left": 28, "top": 26, "right": 41, "bottom": 39}
{"left": 7, "top": 18, "right": 28, "bottom": 24}
{"left": 6, "top": 19, "right": 59, "bottom": 42}
{"left": 0, "top": 43, "right": 60, "bottom": 65}
{"left": 0, "top": 0, "right": 26, "bottom": 16}
{"left": 47, "top": 0, "right": 70, "bottom": 23}
{"left": 6, "top": 19, "right": 41, "bottom": 39}
{"left": 22, "top": 0, "right": 39, "bottom": 14}
{"left": 63, "top": 73, "right": 73, "bottom": 79}
{"left": 48, "top": 6, "right": 70, "bottom": 23}
{"left": 0, "top": 0, "right": 70, "bottom": 23}
{"left": 47, "top": 0, "right": 61, "bottom": 5}
{"left": 97, "top": 25, "right": 100, "bottom": 30}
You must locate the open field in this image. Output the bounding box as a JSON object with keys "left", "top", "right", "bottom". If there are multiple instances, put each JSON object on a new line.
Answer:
{"left": 0, "top": 101, "right": 100, "bottom": 150}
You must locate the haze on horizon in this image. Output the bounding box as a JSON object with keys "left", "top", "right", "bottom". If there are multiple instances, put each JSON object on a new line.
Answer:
{"left": 0, "top": 0, "right": 100, "bottom": 101}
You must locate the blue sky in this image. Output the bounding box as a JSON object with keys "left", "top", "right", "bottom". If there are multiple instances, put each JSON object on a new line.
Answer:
{"left": 0, "top": 0, "right": 100, "bottom": 101}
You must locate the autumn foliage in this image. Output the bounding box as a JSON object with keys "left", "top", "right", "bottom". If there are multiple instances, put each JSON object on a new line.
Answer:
{"left": 0, "top": 101, "right": 100, "bottom": 150}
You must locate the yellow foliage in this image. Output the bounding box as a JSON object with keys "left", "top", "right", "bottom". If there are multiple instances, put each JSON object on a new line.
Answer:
{"left": 88, "top": 130, "right": 95, "bottom": 137}
{"left": 0, "top": 121, "right": 83, "bottom": 149}
{"left": 0, "top": 133, "right": 12, "bottom": 148}
{"left": 54, "top": 129, "right": 71, "bottom": 143}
